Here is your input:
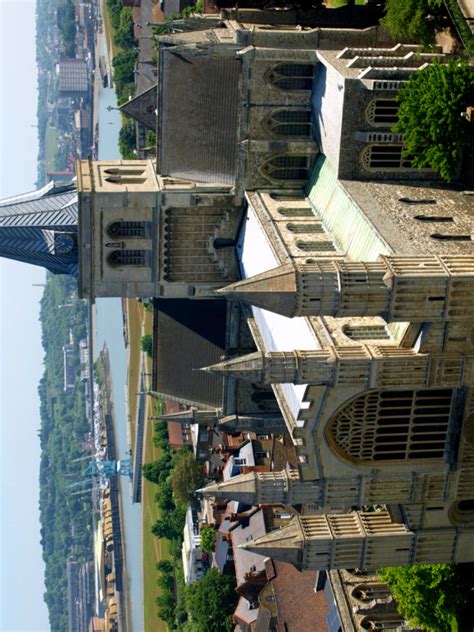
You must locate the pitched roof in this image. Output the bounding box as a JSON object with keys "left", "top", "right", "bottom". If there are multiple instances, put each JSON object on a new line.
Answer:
{"left": 119, "top": 85, "right": 158, "bottom": 132}
{"left": 158, "top": 46, "right": 241, "bottom": 184}
{"left": 152, "top": 298, "right": 227, "bottom": 408}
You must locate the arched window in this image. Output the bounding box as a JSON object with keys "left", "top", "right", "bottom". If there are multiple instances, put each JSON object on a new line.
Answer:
{"left": 287, "top": 222, "right": 323, "bottom": 233}
{"left": 297, "top": 240, "right": 335, "bottom": 252}
{"left": 104, "top": 168, "right": 145, "bottom": 176}
{"left": 351, "top": 583, "right": 391, "bottom": 603}
{"left": 107, "top": 221, "right": 150, "bottom": 238}
{"left": 399, "top": 197, "right": 436, "bottom": 205}
{"left": 361, "top": 145, "right": 412, "bottom": 170}
{"left": 267, "top": 64, "right": 315, "bottom": 91}
{"left": 264, "top": 110, "right": 312, "bottom": 138}
{"left": 270, "top": 192, "right": 305, "bottom": 201}
{"left": 107, "top": 249, "right": 148, "bottom": 266}
{"left": 327, "top": 389, "right": 453, "bottom": 463}
{"left": 278, "top": 207, "right": 313, "bottom": 217}
{"left": 366, "top": 99, "right": 398, "bottom": 126}
{"left": 263, "top": 155, "right": 311, "bottom": 182}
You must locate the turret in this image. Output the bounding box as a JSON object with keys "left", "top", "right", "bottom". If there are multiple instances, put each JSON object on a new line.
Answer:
{"left": 217, "top": 256, "right": 474, "bottom": 323}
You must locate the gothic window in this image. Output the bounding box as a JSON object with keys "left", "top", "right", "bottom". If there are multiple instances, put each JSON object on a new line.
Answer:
{"left": 263, "top": 155, "right": 311, "bottom": 182}
{"left": 287, "top": 222, "right": 323, "bottom": 233}
{"left": 351, "top": 583, "right": 391, "bottom": 603}
{"left": 265, "top": 110, "right": 312, "bottom": 138}
{"left": 415, "top": 215, "right": 454, "bottom": 222}
{"left": 360, "top": 614, "right": 404, "bottom": 631}
{"left": 361, "top": 145, "right": 412, "bottom": 170}
{"left": 267, "top": 64, "right": 315, "bottom": 91}
{"left": 107, "top": 221, "right": 150, "bottom": 238}
{"left": 342, "top": 324, "right": 391, "bottom": 341}
{"left": 297, "top": 240, "right": 336, "bottom": 252}
{"left": 107, "top": 249, "right": 149, "bottom": 266}
{"left": 431, "top": 233, "right": 472, "bottom": 241}
{"left": 366, "top": 99, "right": 398, "bottom": 126}
{"left": 327, "top": 389, "right": 453, "bottom": 463}
{"left": 105, "top": 175, "right": 147, "bottom": 184}
{"left": 278, "top": 207, "right": 313, "bottom": 217}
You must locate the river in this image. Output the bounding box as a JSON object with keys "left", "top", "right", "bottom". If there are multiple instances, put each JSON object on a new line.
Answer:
{"left": 94, "top": 68, "right": 144, "bottom": 630}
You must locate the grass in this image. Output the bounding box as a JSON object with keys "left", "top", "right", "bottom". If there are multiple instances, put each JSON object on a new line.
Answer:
{"left": 126, "top": 299, "right": 170, "bottom": 632}
{"left": 44, "top": 125, "right": 59, "bottom": 172}
{"left": 326, "top": 0, "right": 365, "bottom": 6}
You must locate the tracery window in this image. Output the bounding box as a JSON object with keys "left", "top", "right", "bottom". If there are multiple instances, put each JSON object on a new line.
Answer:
{"left": 361, "top": 145, "right": 412, "bottom": 170}
{"left": 107, "top": 221, "right": 150, "bottom": 238}
{"left": 366, "top": 99, "right": 398, "bottom": 126}
{"left": 263, "top": 155, "right": 311, "bottom": 182}
{"left": 327, "top": 389, "right": 453, "bottom": 463}
{"left": 265, "top": 110, "right": 312, "bottom": 138}
{"left": 107, "top": 249, "right": 148, "bottom": 266}
{"left": 267, "top": 64, "right": 315, "bottom": 91}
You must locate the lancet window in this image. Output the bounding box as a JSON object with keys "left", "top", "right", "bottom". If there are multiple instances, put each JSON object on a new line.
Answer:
{"left": 267, "top": 64, "right": 315, "bottom": 91}
{"left": 327, "top": 389, "right": 453, "bottom": 463}
{"left": 107, "top": 249, "right": 148, "bottom": 266}
{"left": 264, "top": 110, "right": 312, "bottom": 138}
{"left": 287, "top": 222, "right": 323, "bottom": 233}
{"left": 107, "top": 221, "right": 150, "bottom": 238}
{"left": 297, "top": 240, "right": 336, "bottom": 252}
{"left": 278, "top": 207, "right": 313, "bottom": 217}
{"left": 263, "top": 155, "right": 311, "bottom": 182}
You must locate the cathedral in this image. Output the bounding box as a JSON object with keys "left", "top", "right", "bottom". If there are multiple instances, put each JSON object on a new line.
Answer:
{"left": 2, "top": 16, "right": 474, "bottom": 571}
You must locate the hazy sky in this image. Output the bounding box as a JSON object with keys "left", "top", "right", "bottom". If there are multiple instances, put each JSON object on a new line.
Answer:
{"left": 0, "top": 1, "right": 50, "bottom": 630}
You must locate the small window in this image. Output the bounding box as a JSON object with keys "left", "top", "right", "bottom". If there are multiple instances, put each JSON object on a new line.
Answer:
{"left": 255, "top": 451, "right": 269, "bottom": 459}
{"left": 399, "top": 197, "right": 436, "bottom": 205}
{"left": 107, "top": 249, "right": 148, "bottom": 266}
{"left": 234, "top": 458, "right": 247, "bottom": 466}
{"left": 267, "top": 64, "right": 315, "bottom": 91}
{"left": 297, "top": 240, "right": 336, "bottom": 252}
{"left": 270, "top": 192, "right": 305, "bottom": 201}
{"left": 431, "top": 233, "right": 472, "bottom": 241}
{"left": 104, "top": 167, "right": 145, "bottom": 176}
{"left": 415, "top": 215, "right": 454, "bottom": 223}
{"left": 287, "top": 222, "right": 323, "bottom": 233}
{"left": 342, "top": 324, "right": 390, "bottom": 341}
{"left": 278, "top": 207, "right": 313, "bottom": 217}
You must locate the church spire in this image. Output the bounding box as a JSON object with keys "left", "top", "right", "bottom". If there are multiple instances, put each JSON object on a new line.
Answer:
{"left": 202, "top": 347, "right": 433, "bottom": 389}
{"left": 217, "top": 256, "right": 474, "bottom": 323}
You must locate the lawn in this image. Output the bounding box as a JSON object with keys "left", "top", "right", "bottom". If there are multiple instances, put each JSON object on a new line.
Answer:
{"left": 326, "top": 0, "right": 366, "bottom": 6}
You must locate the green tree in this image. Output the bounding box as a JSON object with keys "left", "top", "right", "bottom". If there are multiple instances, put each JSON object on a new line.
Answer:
{"left": 380, "top": 564, "right": 468, "bottom": 631}
{"left": 381, "top": 0, "right": 444, "bottom": 46}
{"left": 394, "top": 59, "right": 474, "bottom": 181}
{"left": 140, "top": 333, "right": 153, "bottom": 357}
{"left": 171, "top": 450, "right": 204, "bottom": 504}
{"left": 143, "top": 451, "right": 172, "bottom": 485}
{"left": 185, "top": 568, "right": 237, "bottom": 632}
{"left": 200, "top": 526, "right": 217, "bottom": 553}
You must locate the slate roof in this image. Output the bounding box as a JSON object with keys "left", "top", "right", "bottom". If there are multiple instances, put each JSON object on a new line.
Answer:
{"left": 152, "top": 298, "right": 227, "bottom": 407}
{"left": 119, "top": 85, "right": 158, "bottom": 132}
{"left": 0, "top": 181, "right": 78, "bottom": 275}
{"left": 158, "top": 47, "right": 241, "bottom": 184}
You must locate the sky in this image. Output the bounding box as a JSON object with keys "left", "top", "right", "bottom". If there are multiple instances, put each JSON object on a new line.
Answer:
{"left": 0, "top": 1, "right": 51, "bottom": 630}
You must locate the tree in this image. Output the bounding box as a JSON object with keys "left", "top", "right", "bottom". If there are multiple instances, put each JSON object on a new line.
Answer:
{"left": 140, "top": 334, "right": 153, "bottom": 357}
{"left": 380, "top": 564, "right": 470, "bottom": 631}
{"left": 381, "top": 0, "right": 445, "bottom": 46}
{"left": 171, "top": 450, "right": 204, "bottom": 505}
{"left": 143, "top": 451, "right": 172, "bottom": 485}
{"left": 200, "top": 526, "right": 217, "bottom": 553}
{"left": 185, "top": 568, "right": 237, "bottom": 632}
{"left": 394, "top": 59, "right": 474, "bottom": 181}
